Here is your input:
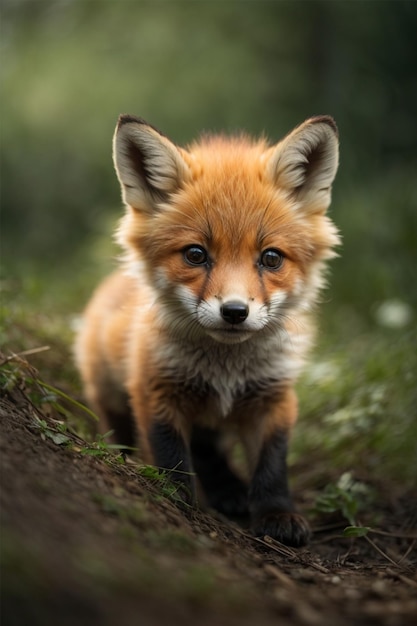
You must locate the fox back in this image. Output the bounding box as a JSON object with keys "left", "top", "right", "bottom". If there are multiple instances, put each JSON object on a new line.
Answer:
{"left": 75, "top": 115, "right": 339, "bottom": 546}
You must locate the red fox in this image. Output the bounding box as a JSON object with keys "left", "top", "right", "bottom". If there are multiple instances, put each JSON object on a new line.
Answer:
{"left": 75, "top": 114, "right": 340, "bottom": 546}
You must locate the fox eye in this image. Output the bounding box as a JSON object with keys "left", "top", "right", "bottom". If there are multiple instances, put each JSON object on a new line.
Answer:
{"left": 183, "top": 245, "right": 208, "bottom": 266}
{"left": 260, "top": 248, "right": 284, "bottom": 270}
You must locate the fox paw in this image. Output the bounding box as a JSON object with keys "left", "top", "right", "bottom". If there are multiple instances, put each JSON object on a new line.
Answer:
{"left": 251, "top": 512, "right": 311, "bottom": 547}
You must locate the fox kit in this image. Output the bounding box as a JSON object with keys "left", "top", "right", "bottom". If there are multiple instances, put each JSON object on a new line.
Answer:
{"left": 75, "top": 114, "right": 339, "bottom": 546}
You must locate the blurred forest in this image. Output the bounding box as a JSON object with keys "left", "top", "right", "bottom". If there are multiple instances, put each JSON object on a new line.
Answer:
{"left": 1, "top": 0, "right": 417, "bottom": 324}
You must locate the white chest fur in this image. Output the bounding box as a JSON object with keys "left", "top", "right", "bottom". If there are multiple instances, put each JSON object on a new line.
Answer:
{"left": 157, "top": 326, "right": 311, "bottom": 418}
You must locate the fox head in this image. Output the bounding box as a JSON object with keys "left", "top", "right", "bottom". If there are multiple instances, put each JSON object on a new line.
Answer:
{"left": 113, "top": 115, "right": 339, "bottom": 344}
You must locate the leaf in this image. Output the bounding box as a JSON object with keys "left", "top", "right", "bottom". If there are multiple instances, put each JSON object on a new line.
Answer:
{"left": 33, "top": 379, "right": 99, "bottom": 421}
{"left": 80, "top": 448, "right": 107, "bottom": 457}
{"left": 343, "top": 525, "right": 372, "bottom": 537}
{"left": 45, "top": 431, "right": 71, "bottom": 445}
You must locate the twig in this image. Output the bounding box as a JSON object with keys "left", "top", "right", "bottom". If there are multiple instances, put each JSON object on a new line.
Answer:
{"left": 263, "top": 563, "right": 297, "bottom": 589}
{"left": 398, "top": 538, "right": 416, "bottom": 565}
{"left": 364, "top": 535, "right": 399, "bottom": 567}
{"left": 369, "top": 528, "right": 417, "bottom": 540}
{"left": 0, "top": 346, "right": 50, "bottom": 366}
{"left": 386, "top": 567, "right": 417, "bottom": 589}
{"left": 261, "top": 534, "right": 299, "bottom": 559}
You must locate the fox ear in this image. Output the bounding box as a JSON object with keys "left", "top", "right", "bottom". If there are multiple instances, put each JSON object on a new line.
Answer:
{"left": 113, "top": 115, "right": 190, "bottom": 211}
{"left": 265, "top": 116, "right": 339, "bottom": 213}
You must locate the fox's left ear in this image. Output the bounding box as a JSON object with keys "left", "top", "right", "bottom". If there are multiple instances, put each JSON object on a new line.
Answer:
{"left": 264, "top": 116, "right": 339, "bottom": 213}
{"left": 113, "top": 115, "right": 191, "bottom": 212}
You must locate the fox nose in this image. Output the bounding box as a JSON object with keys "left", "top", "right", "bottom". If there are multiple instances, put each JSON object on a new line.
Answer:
{"left": 220, "top": 301, "right": 249, "bottom": 325}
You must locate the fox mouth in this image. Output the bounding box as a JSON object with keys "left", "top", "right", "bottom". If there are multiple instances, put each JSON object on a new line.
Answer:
{"left": 216, "top": 326, "right": 245, "bottom": 332}
{"left": 213, "top": 324, "right": 254, "bottom": 334}
{"left": 206, "top": 326, "right": 255, "bottom": 344}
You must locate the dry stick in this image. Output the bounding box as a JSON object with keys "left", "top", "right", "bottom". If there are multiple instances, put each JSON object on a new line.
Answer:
{"left": 253, "top": 535, "right": 331, "bottom": 574}
{"left": 386, "top": 567, "right": 417, "bottom": 589}
{"left": 218, "top": 521, "right": 296, "bottom": 558}
{"left": 233, "top": 529, "right": 298, "bottom": 560}
{"left": 354, "top": 518, "right": 417, "bottom": 541}
{"left": 211, "top": 516, "right": 332, "bottom": 575}
{"left": 263, "top": 563, "right": 297, "bottom": 590}
{"left": 369, "top": 528, "right": 417, "bottom": 540}
{"left": 357, "top": 517, "right": 417, "bottom": 568}
{"left": 0, "top": 346, "right": 50, "bottom": 366}
{"left": 397, "top": 538, "right": 416, "bottom": 565}
{"left": 364, "top": 534, "right": 399, "bottom": 567}
{"left": 306, "top": 560, "right": 331, "bottom": 574}
{"left": 261, "top": 534, "right": 299, "bottom": 559}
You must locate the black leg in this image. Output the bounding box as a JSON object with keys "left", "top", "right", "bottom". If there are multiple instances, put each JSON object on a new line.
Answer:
{"left": 149, "top": 420, "right": 195, "bottom": 504}
{"left": 105, "top": 407, "right": 138, "bottom": 452}
{"left": 249, "top": 429, "right": 310, "bottom": 547}
{"left": 191, "top": 427, "right": 248, "bottom": 517}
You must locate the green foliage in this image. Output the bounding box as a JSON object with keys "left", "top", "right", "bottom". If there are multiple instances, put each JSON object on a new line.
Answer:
{"left": 312, "top": 472, "right": 376, "bottom": 538}
{"left": 312, "top": 472, "right": 373, "bottom": 526}
{"left": 137, "top": 464, "right": 194, "bottom": 506}
{"left": 293, "top": 323, "right": 417, "bottom": 486}
{"left": 79, "top": 431, "right": 133, "bottom": 459}
{"left": 33, "top": 417, "right": 71, "bottom": 446}
{"left": 0, "top": 351, "right": 97, "bottom": 429}
{"left": 35, "top": 378, "right": 98, "bottom": 422}
{"left": 343, "top": 525, "right": 371, "bottom": 538}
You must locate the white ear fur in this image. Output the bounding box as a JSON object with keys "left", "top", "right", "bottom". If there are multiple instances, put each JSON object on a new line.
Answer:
{"left": 113, "top": 115, "right": 190, "bottom": 211}
{"left": 265, "top": 116, "right": 339, "bottom": 213}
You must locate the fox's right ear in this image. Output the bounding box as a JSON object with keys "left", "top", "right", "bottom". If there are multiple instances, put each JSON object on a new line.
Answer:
{"left": 264, "top": 116, "right": 339, "bottom": 214}
{"left": 113, "top": 115, "right": 191, "bottom": 212}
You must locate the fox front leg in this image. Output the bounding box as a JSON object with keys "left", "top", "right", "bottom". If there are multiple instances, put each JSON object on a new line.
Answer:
{"left": 149, "top": 420, "right": 195, "bottom": 505}
{"left": 248, "top": 428, "right": 311, "bottom": 547}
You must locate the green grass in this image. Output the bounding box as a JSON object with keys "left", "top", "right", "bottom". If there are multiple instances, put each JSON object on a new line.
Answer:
{"left": 293, "top": 318, "right": 417, "bottom": 487}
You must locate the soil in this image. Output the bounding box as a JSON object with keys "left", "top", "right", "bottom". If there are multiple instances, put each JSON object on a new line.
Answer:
{"left": 1, "top": 360, "right": 416, "bottom": 626}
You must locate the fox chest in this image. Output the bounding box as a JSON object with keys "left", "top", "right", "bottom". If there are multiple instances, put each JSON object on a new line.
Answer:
{"left": 154, "top": 338, "right": 304, "bottom": 423}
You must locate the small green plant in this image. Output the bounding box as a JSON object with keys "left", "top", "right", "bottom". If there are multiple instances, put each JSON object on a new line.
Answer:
{"left": 0, "top": 350, "right": 98, "bottom": 424}
{"left": 79, "top": 431, "right": 133, "bottom": 461}
{"left": 33, "top": 378, "right": 99, "bottom": 423}
{"left": 33, "top": 417, "right": 72, "bottom": 446}
{"left": 137, "top": 464, "right": 194, "bottom": 506}
{"left": 312, "top": 472, "right": 373, "bottom": 537}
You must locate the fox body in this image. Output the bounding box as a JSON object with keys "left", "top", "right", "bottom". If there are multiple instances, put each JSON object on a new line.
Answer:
{"left": 75, "top": 114, "right": 340, "bottom": 546}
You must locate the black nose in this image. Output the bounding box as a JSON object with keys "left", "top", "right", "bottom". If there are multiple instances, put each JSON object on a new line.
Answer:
{"left": 220, "top": 301, "right": 249, "bottom": 325}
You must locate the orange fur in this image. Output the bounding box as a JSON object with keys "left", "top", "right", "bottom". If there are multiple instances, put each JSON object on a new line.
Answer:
{"left": 75, "top": 114, "right": 340, "bottom": 545}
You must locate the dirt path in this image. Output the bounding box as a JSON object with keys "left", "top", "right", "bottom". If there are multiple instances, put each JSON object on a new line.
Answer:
{"left": 1, "top": 381, "right": 416, "bottom": 626}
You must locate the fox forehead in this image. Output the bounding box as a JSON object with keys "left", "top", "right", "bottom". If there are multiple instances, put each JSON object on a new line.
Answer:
{"left": 143, "top": 147, "right": 272, "bottom": 241}
{"left": 149, "top": 180, "right": 313, "bottom": 269}
{"left": 183, "top": 136, "right": 282, "bottom": 225}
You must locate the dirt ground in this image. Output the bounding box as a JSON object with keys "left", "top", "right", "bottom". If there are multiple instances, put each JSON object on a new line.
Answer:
{"left": 1, "top": 371, "right": 416, "bottom": 626}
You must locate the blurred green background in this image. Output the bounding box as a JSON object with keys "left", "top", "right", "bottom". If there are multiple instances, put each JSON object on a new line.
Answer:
{"left": 2, "top": 0, "right": 417, "bottom": 314}
{"left": 1, "top": 1, "right": 416, "bottom": 481}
